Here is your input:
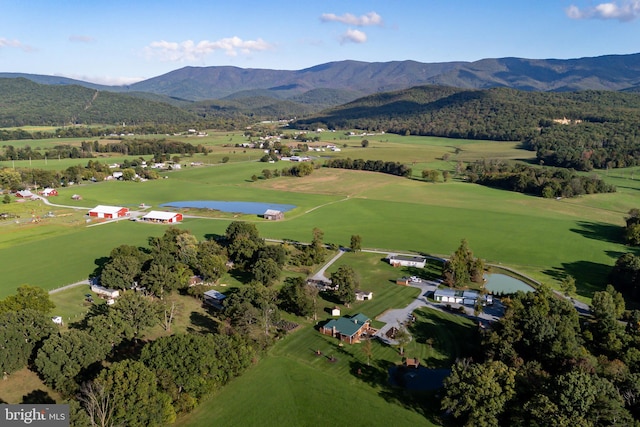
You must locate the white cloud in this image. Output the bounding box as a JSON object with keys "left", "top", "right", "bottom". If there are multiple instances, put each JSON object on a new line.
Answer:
{"left": 340, "top": 29, "right": 367, "bottom": 44}
{"left": 566, "top": 1, "right": 640, "bottom": 22}
{"left": 321, "top": 11, "right": 383, "bottom": 26}
{"left": 144, "top": 37, "right": 273, "bottom": 62}
{"left": 0, "top": 37, "right": 34, "bottom": 52}
{"left": 56, "top": 73, "right": 145, "bottom": 86}
{"left": 69, "top": 35, "right": 95, "bottom": 43}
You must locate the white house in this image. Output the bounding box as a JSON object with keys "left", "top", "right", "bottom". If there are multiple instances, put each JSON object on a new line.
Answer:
{"left": 91, "top": 284, "right": 120, "bottom": 299}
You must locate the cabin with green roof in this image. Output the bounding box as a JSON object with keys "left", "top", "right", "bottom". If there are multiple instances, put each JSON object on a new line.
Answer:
{"left": 320, "top": 313, "right": 371, "bottom": 344}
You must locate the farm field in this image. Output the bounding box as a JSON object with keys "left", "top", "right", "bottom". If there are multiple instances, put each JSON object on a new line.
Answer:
{"left": 0, "top": 133, "right": 638, "bottom": 299}
{"left": 3, "top": 131, "right": 640, "bottom": 425}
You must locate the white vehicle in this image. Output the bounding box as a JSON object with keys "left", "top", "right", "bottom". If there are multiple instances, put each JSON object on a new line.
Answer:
{"left": 409, "top": 276, "right": 421, "bottom": 282}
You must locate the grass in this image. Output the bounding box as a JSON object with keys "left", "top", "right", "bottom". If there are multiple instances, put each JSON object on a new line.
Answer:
{"left": 49, "top": 285, "right": 105, "bottom": 326}
{"left": 0, "top": 368, "right": 62, "bottom": 404}
{"left": 0, "top": 154, "right": 636, "bottom": 300}
{"left": 182, "top": 307, "right": 478, "bottom": 427}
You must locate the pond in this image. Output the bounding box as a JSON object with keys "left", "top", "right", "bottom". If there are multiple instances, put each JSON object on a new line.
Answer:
{"left": 484, "top": 273, "right": 535, "bottom": 294}
{"left": 159, "top": 200, "right": 296, "bottom": 215}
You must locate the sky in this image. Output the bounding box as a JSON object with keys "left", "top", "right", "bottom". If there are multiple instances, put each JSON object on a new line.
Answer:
{"left": 1, "top": 0, "right": 639, "bottom": 85}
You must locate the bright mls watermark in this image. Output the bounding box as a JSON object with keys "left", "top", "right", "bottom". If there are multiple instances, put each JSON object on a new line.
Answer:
{"left": 2, "top": 404, "right": 69, "bottom": 426}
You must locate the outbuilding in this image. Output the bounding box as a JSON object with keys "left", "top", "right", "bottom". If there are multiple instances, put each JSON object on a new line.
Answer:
{"left": 88, "top": 205, "right": 129, "bottom": 219}
{"left": 388, "top": 255, "right": 427, "bottom": 268}
{"left": 140, "top": 210, "right": 183, "bottom": 224}
{"left": 263, "top": 209, "right": 284, "bottom": 220}
{"left": 204, "top": 289, "right": 227, "bottom": 309}
{"left": 40, "top": 188, "right": 58, "bottom": 197}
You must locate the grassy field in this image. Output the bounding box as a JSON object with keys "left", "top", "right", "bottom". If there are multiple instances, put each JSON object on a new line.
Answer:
{"left": 182, "top": 307, "right": 478, "bottom": 427}
{"left": 0, "top": 134, "right": 638, "bottom": 299}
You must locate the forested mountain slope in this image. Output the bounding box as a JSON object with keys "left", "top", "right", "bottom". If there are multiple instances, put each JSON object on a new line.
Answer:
{"left": 0, "top": 78, "right": 198, "bottom": 127}
{"left": 294, "top": 85, "right": 640, "bottom": 170}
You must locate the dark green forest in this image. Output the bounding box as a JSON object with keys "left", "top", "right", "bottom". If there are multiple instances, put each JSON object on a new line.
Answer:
{"left": 294, "top": 86, "right": 640, "bottom": 171}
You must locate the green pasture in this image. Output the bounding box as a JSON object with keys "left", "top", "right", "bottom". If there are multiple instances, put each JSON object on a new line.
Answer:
{"left": 183, "top": 308, "right": 478, "bottom": 426}
{"left": 1, "top": 135, "right": 638, "bottom": 301}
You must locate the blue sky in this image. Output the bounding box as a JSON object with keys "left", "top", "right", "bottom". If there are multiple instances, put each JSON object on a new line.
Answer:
{"left": 1, "top": 0, "right": 639, "bottom": 85}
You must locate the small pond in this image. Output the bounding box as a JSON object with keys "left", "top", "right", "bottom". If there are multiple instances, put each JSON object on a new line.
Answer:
{"left": 160, "top": 200, "right": 296, "bottom": 215}
{"left": 484, "top": 273, "right": 535, "bottom": 294}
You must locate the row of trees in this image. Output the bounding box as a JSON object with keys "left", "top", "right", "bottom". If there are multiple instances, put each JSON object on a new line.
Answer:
{"left": 466, "top": 159, "right": 616, "bottom": 198}
{"left": 324, "top": 158, "right": 412, "bottom": 177}
{"left": 0, "top": 139, "right": 207, "bottom": 162}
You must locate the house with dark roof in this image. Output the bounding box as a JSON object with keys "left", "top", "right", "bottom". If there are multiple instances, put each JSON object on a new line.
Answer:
{"left": 320, "top": 313, "right": 371, "bottom": 344}
{"left": 203, "top": 289, "right": 227, "bottom": 309}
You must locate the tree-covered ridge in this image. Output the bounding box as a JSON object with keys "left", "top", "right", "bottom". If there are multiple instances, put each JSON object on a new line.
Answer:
{"left": 0, "top": 78, "right": 199, "bottom": 127}
{"left": 294, "top": 85, "right": 640, "bottom": 171}
{"left": 466, "top": 160, "right": 616, "bottom": 198}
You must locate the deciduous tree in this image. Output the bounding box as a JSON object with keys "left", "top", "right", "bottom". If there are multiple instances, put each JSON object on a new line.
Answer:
{"left": 331, "top": 265, "right": 358, "bottom": 307}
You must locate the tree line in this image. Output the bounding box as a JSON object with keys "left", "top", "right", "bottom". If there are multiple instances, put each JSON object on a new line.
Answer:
{"left": 465, "top": 159, "right": 616, "bottom": 198}
{"left": 0, "top": 138, "right": 208, "bottom": 162}
{"left": 324, "top": 157, "right": 412, "bottom": 177}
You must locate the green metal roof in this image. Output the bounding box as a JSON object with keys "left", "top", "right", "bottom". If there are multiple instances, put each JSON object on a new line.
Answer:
{"left": 324, "top": 313, "right": 370, "bottom": 337}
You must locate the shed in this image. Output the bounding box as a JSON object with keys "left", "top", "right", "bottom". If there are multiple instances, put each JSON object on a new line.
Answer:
{"left": 88, "top": 205, "right": 129, "bottom": 219}
{"left": 355, "top": 290, "right": 373, "bottom": 301}
{"left": 204, "top": 289, "right": 227, "bottom": 309}
{"left": 141, "top": 210, "right": 183, "bottom": 223}
{"left": 263, "top": 209, "right": 284, "bottom": 220}
{"left": 331, "top": 306, "right": 341, "bottom": 316}
{"left": 396, "top": 277, "right": 410, "bottom": 286}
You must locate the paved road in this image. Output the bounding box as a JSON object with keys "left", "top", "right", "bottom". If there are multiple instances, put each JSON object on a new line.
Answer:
{"left": 310, "top": 249, "right": 346, "bottom": 282}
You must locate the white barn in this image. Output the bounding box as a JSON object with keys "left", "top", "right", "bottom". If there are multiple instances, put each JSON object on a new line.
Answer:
{"left": 388, "top": 255, "right": 427, "bottom": 268}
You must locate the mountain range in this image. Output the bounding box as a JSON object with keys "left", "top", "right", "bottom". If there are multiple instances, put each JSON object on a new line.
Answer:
{"left": 3, "top": 53, "right": 640, "bottom": 104}
{"left": 2, "top": 53, "right": 640, "bottom": 128}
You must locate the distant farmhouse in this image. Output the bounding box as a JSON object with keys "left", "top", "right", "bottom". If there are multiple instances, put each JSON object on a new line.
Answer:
{"left": 40, "top": 188, "right": 58, "bottom": 197}
{"left": 263, "top": 209, "right": 284, "bottom": 220}
{"left": 88, "top": 205, "right": 129, "bottom": 219}
{"left": 15, "top": 190, "right": 35, "bottom": 199}
{"left": 320, "top": 313, "right": 372, "bottom": 344}
{"left": 388, "top": 254, "right": 427, "bottom": 268}
{"left": 140, "top": 211, "right": 183, "bottom": 224}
